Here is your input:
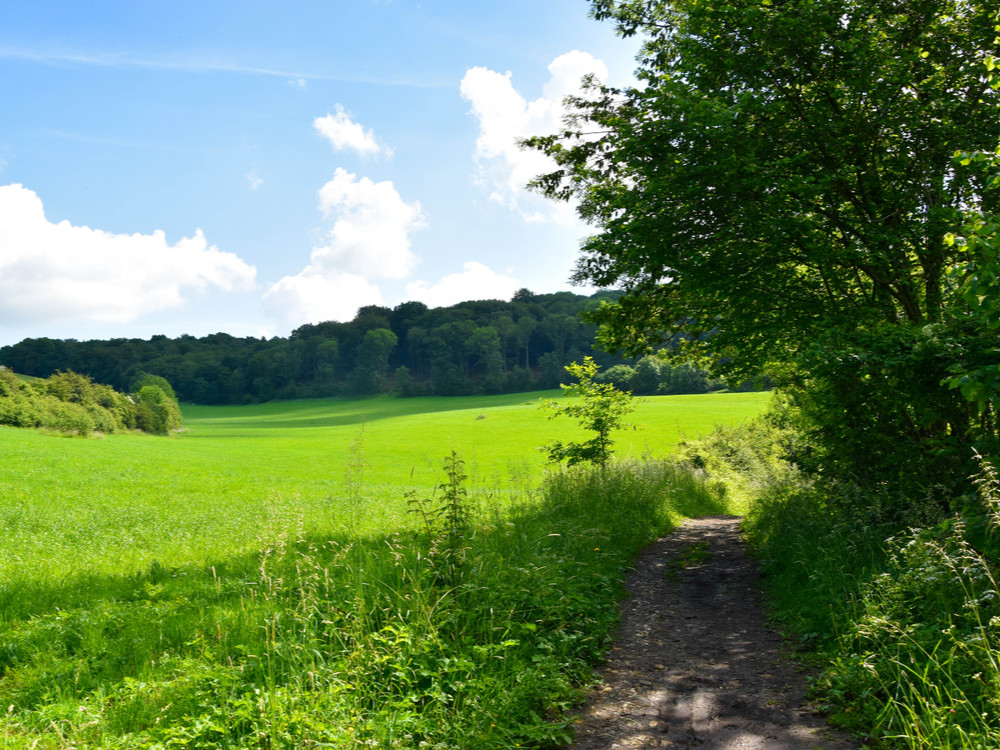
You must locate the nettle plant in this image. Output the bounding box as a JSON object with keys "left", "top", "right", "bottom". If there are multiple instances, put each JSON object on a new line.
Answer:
{"left": 540, "top": 357, "right": 639, "bottom": 469}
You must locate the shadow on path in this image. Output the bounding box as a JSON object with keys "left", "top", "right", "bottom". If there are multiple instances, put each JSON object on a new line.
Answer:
{"left": 566, "top": 516, "right": 862, "bottom": 750}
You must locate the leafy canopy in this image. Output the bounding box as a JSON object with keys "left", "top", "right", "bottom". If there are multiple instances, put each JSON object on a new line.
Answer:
{"left": 527, "top": 0, "right": 1000, "bottom": 494}
{"left": 527, "top": 0, "right": 1000, "bottom": 376}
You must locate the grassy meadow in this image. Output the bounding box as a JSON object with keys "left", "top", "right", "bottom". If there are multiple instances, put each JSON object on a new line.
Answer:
{"left": 0, "top": 389, "right": 768, "bottom": 749}
{"left": 1, "top": 389, "right": 767, "bottom": 583}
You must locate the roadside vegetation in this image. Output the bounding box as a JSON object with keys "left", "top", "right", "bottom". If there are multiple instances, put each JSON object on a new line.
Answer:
{"left": 0, "top": 388, "right": 762, "bottom": 749}
{"left": 522, "top": 0, "right": 1000, "bottom": 745}
{"left": 684, "top": 401, "right": 1000, "bottom": 748}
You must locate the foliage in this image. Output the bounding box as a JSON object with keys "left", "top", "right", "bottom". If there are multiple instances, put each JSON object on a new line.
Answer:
{"left": 0, "top": 367, "right": 177, "bottom": 436}
{"left": 0, "top": 290, "right": 632, "bottom": 404}
{"left": 527, "top": 0, "right": 1000, "bottom": 499}
{"left": 540, "top": 357, "right": 639, "bottom": 468}
{"left": 690, "top": 409, "right": 1000, "bottom": 747}
{"left": 531, "top": 0, "right": 1000, "bottom": 367}
{"left": 943, "top": 146, "right": 1000, "bottom": 418}
{"left": 407, "top": 451, "right": 473, "bottom": 589}
{"left": 783, "top": 321, "right": 978, "bottom": 499}
{"left": 130, "top": 372, "right": 177, "bottom": 402}
{"left": 134, "top": 383, "right": 183, "bottom": 435}
{"left": 822, "top": 520, "right": 1000, "bottom": 747}
{"left": 599, "top": 353, "right": 724, "bottom": 395}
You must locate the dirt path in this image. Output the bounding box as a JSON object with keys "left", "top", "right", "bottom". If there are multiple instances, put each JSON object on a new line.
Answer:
{"left": 566, "top": 516, "right": 861, "bottom": 749}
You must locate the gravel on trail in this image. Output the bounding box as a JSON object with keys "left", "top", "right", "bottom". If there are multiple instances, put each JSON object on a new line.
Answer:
{"left": 565, "top": 515, "right": 863, "bottom": 750}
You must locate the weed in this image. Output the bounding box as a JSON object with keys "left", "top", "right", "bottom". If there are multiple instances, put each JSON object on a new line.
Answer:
{"left": 666, "top": 540, "right": 712, "bottom": 579}
{"left": 704, "top": 412, "right": 1000, "bottom": 749}
{"left": 408, "top": 451, "right": 472, "bottom": 590}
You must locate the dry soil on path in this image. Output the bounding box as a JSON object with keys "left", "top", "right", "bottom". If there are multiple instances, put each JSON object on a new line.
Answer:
{"left": 566, "top": 515, "right": 862, "bottom": 750}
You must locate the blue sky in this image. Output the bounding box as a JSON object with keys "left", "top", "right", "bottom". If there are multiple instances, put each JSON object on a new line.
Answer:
{"left": 0, "top": 1, "right": 639, "bottom": 348}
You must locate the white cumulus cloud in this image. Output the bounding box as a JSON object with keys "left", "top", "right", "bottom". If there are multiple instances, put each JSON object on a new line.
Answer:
{"left": 314, "top": 105, "right": 389, "bottom": 157}
{"left": 314, "top": 167, "right": 425, "bottom": 279}
{"left": 407, "top": 261, "right": 520, "bottom": 309}
{"left": 262, "top": 271, "right": 382, "bottom": 329}
{"left": 0, "top": 183, "right": 256, "bottom": 325}
{"left": 460, "top": 50, "right": 608, "bottom": 222}
{"left": 263, "top": 168, "right": 425, "bottom": 328}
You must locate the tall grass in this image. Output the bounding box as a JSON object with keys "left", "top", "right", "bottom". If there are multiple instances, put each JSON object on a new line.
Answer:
{"left": 692, "top": 408, "right": 1000, "bottom": 748}
{"left": 0, "top": 456, "right": 729, "bottom": 749}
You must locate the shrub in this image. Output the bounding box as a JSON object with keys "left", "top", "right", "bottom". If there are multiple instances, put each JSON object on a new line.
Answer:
{"left": 0, "top": 368, "right": 179, "bottom": 435}
{"left": 540, "top": 357, "right": 639, "bottom": 468}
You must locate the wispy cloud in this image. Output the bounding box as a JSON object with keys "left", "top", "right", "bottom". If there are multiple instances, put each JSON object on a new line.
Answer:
{"left": 0, "top": 46, "right": 451, "bottom": 88}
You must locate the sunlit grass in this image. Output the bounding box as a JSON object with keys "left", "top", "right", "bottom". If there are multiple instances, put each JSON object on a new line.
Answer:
{"left": 0, "top": 390, "right": 767, "bottom": 748}
{"left": 181, "top": 390, "right": 770, "bottom": 483}
{"left": 0, "top": 390, "right": 768, "bottom": 583}
{"left": 0, "top": 392, "right": 768, "bottom": 578}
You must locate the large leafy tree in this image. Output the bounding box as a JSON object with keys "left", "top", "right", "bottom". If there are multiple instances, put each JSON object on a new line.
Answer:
{"left": 529, "top": 0, "right": 999, "bottom": 371}
{"left": 528, "top": 0, "right": 1000, "bottom": 491}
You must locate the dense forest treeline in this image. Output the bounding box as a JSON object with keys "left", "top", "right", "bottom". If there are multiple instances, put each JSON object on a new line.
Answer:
{"left": 0, "top": 290, "right": 729, "bottom": 405}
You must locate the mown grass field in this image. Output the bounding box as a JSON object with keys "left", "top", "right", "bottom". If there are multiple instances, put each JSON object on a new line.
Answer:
{"left": 0, "top": 389, "right": 768, "bottom": 749}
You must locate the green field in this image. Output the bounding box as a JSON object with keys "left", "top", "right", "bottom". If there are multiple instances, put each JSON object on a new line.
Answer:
{"left": 0, "top": 390, "right": 768, "bottom": 749}
{"left": 0, "top": 390, "right": 768, "bottom": 582}
{"left": 180, "top": 389, "right": 768, "bottom": 483}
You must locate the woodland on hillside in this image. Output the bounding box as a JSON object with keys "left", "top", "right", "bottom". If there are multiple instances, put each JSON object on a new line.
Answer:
{"left": 0, "top": 289, "right": 729, "bottom": 405}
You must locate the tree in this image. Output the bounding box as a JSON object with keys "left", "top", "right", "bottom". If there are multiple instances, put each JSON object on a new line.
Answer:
{"left": 943, "top": 147, "right": 1000, "bottom": 413}
{"left": 131, "top": 372, "right": 178, "bottom": 402}
{"left": 134, "top": 383, "right": 182, "bottom": 435}
{"left": 315, "top": 339, "right": 340, "bottom": 388}
{"left": 540, "top": 357, "right": 638, "bottom": 468}
{"left": 631, "top": 354, "right": 666, "bottom": 394}
{"left": 467, "top": 326, "right": 503, "bottom": 377}
{"left": 529, "top": 0, "right": 998, "bottom": 365}
{"left": 349, "top": 328, "right": 398, "bottom": 394}
{"left": 527, "top": 0, "right": 1000, "bottom": 490}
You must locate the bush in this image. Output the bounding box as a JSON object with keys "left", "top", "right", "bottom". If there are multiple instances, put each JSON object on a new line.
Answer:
{"left": 0, "top": 368, "right": 179, "bottom": 436}
{"left": 135, "top": 384, "right": 182, "bottom": 434}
